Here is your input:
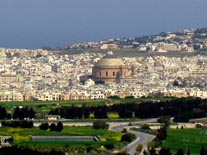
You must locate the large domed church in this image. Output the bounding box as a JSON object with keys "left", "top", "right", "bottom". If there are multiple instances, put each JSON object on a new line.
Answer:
{"left": 80, "top": 54, "right": 136, "bottom": 84}
{"left": 92, "top": 55, "right": 129, "bottom": 83}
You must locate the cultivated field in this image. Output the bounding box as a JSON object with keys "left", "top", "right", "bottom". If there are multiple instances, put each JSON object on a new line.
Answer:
{"left": 161, "top": 129, "right": 207, "bottom": 154}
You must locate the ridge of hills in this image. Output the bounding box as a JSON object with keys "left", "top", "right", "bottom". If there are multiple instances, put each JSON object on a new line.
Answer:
{"left": 43, "top": 26, "right": 207, "bottom": 54}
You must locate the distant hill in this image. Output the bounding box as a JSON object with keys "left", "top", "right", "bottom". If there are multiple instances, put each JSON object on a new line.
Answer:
{"left": 42, "top": 26, "right": 207, "bottom": 55}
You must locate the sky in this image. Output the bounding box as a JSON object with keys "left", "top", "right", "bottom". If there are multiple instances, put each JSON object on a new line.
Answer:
{"left": 0, "top": 0, "right": 207, "bottom": 49}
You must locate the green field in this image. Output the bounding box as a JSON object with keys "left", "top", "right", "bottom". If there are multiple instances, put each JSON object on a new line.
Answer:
{"left": 0, "top": 126, "right": 122, "bottom": 142}
{"left": 161, "top": 129, "right": 207, "bottom": 155}
{"left": 0, "top": 126, "right": 124, "bottom": 153}
{"left": 0, "top": 100, "right": 106, "bottom": 113}
{"left": 62, "top": 48, "right": 205, "bottom": 57}
{"left": 0, "top": 97, "right": 171, "bottom": 114}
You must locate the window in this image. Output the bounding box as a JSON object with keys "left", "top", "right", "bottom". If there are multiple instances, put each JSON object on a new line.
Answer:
{"left": 106, "top": 71, "right": 108, "bottom": 77}
{"left": 113, "top": 72, "right": 115, "bottom": 76}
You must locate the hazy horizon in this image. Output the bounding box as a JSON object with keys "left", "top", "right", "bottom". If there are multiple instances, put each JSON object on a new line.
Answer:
{"left": 0, "top": 0, "right": 207, "bottom": 49}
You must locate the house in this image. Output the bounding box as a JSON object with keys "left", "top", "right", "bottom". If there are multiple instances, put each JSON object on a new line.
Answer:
{"left": 0, "top": 136, "right": 12, "bottom": 147}
{"left": 45, "top": 115, "right": 61, "bottom": 121}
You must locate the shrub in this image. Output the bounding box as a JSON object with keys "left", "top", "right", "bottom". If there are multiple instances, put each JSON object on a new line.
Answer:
{"left": 141, "top": 124, "right": 150, "bottom": 129}
{"left": 115, "top": 150, "right": 129, "bottom": 155}
{"left": 56, "top": 121, "right": 63, "bottom": 132}
{"left": 104, "top": 143, "right": 115, "bottom": 150}
{"left": 1, "top": 120, "right": 33, "bottom": 128}
{"left": 136, "top": 144, "right": 143, "bottom": 154}
{"left": 49, "top": 123, "right": 57, "bottom": 131}
{"left": 40, "top": 122, "right": 63, "bottom": 132}
{"left": 121, "top": 133, "right": 136, "bottom": 142}
{"left": 125, "top": 96, "right": 134, "bottom": 99}
{"left": 121, "top": 128, "right": 128, "bottom": 133}
{"left": 108, "top": 96, "right": 120, "bottom": 99}
{"left": 93, "top": 120, "right": 109, "bottom": 129}
{"left": 39, "top": 122, "right": 49, "bottom": 130}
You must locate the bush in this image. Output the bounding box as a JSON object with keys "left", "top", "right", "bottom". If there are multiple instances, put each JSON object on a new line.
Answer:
{"left": 39, "top": 122, "right": 49, "bottom": 130}
{"left": 108, "top": 96, "right": 120, "bottom": 99}
{"left": 115, "top": 150, "right": 129, "bottom": 155}
{"left": 56, "top": 121, "right": 63, "bottom": 132}
{"left": 136, "top": 144, "right": 143, "bottom": 154}
{"left": 125, "top": 96, "right": 134, "bottom": 99}
{"left": 49, "top": 123, "right": 57, "bottom": 131}
{"left": 1, "top": 121, "right": 33, "bottom": 128}
{"left": 141, "top": 124, "right": 150, "bottom": 129}
{"left": 121, "top": 133, "right": 136, "bottom": 142}
{"left": 121, "top": 128, "right": 128, "bottom": 133}
{"left": 93, "top": 120, "right": 109, "bottom": 129}
{"left": 40, "top": 122, "right": 63, "bottom": 132}
{"left": 104, "top": 143, "right": 115, "bottom": 150}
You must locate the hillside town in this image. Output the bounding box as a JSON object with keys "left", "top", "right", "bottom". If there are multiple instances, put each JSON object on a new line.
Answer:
{"left": 0, "top": 45, "right": 206, "bottom": 101}
{"left": 66, "top": 27, "right": 207, "bottom": 53}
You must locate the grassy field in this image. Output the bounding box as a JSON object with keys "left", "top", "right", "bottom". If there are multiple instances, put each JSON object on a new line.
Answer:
{"left": 0, "top": 97, "right": 172, "bottom": 114}
{"left": 62, "top": 48, "right": 205, "bottom": 57}
{"left": 0, "top": 100, "right": 106, "bottom": 113}
{"left": 0, "top": 126, "right": 124, "bottom": 153}
{"left": 0, "top": 126, "right": 122, "bottom": 143}
{"left": 161, "top": 129, "right": 207, "bottom": 155}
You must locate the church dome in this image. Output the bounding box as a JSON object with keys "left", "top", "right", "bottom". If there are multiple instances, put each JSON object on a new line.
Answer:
{"left": 94, "top": 55, "right": 124, "bottom": 67}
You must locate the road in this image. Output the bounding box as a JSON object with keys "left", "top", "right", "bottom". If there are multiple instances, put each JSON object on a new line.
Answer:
{"left": 33, "top": 118, "right": 157, "bottom": 127}
{"left": 124, "top": 130, "right": 156, "bottom": 155}
{"left": 110, "top": 118, "right": 156, "bottom": 155}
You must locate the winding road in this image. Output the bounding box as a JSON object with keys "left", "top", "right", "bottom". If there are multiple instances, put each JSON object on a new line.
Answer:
{"left": 110, "top": 119, "right": 157, "bottom": 155}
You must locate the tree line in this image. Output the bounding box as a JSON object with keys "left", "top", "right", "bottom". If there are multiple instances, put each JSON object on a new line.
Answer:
{"left": 0, "top": 106, "right": 35, "bottom": 120}
{"left": 49, "top": 97, "right": 207, "bottom": 122}
{"left": 0, "top": 97, "right": 207, "bottom": 121}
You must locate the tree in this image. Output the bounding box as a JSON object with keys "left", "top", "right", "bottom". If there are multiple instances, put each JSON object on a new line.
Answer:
{"left": 28, "top": 108, "right": 36, "bottom": 119}
{"left": 118, "top": 108, "right": 133, "bottom": 118}
{"left": 94, "top": 107, "right": 108, "bottom": 119}
{"left": 173, "top": 80, "right": 179, "bottom": 87}
{"left": 0, "top": 106, "right": 8, "bottom": 119}
{"left": 149, "top": 147, "right": 157, "bottom": 155}
{"left": 83, "top": 107, "right": 90, "bottom": 119}
{"left": 159, "top": 148, "right": 171, "bottom": 155}
{"left": 13, "top": 107, "right": 36, "bottom": 120}
{"left": 187, "top": 149, "right": 191, "bottom": 155}
{"left": 13, "top": 107, "right": 20, "bottom": 119}
{"left": 176, "top": 149, "right": 184, "bottom": 155}
{"left": 200, "top": 145, "right": 206, "bottom": 155}
{"left": 56, "top": 121, "right": 63, "bottom": 132}
{"left": 157, "top": 116, "right": 171, "bottom": 129}
{"left": 157, "top": 127, "right": 167, "bottom": 140}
